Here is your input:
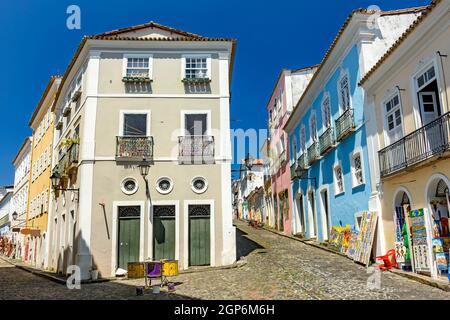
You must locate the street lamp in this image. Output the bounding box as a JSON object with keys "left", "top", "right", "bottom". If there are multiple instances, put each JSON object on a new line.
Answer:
{"left": 138, "top": 163, "right": 150, "bottom": 178}
{"left": 12, "top": 211, "right": 18, "bottom": 221}
{"left": 50, "top": 170, "right": 79, "bottom": 192}
{"left": 50, "top": 171, "right": 62, "bottom": 189}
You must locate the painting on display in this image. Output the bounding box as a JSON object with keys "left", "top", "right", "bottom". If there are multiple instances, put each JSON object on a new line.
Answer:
{"left": 435, "top": 252, "right": 449, "bottom": 270}
{"left": 353, "top": 211, "right": 378, "bottom": 265}
{"left": 329, "top": 225, "right": 351, "bottom": 253}
{"left": 394, "top": 242, "right": 407, "bottom": 263}
{"left": 347, "top": 230, "right": 359, "bottom": 259}
{"left": 409, "top": 209, "right": 431, "bottom": 271}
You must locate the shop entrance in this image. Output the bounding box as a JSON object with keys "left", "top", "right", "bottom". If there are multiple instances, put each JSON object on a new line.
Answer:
{"left": 394, "top": 191, "right": 412, "bottom": 271}
{"left": 427, "top": 177, "right": 450, "bottom": 278}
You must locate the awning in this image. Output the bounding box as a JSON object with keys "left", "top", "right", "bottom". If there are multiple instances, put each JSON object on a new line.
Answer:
{"left": 20, "top": 228, "right": 41, "bottom": 237}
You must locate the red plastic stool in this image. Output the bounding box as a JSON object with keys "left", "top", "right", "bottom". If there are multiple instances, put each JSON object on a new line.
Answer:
{"left": 376, "top": 249, "right": 398, "bottom": 271}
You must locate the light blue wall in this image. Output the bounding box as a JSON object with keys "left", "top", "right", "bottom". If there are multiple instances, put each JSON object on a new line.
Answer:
{"left": 288, "top": 45, "right": 372, "bottom": 241}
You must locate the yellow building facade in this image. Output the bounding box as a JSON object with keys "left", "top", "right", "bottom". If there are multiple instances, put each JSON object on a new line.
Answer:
{"left": 361, "top": 0, "right": 450, "bottom": 279}
{"left": 24, "top": 76, "right": 61, "bottom": 268}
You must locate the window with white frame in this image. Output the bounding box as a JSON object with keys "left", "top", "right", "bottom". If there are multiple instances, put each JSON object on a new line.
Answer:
{"left": 350, "top": 151, "right": 364, "bottom": 187}
{"left": 47, "top": 145, "right": 52, "bottom": 167}
{"left": 334, "top": 163, "right": 344, "bottom": 195}
{"left": 384, "top": 94, "right": 403, "bottom": 143}
{"left": 339, "top": 73, "right": 350, "bottom": 111}
{"left": 122, "top": 113, "right": 149, "bottom": 136}
{"left": 300, "top": 125, "right": 306, "bottom": 151}
{"left": 124, "top": 56, "right": 151, "bottom": 78}
{"left": 184, "top": 56, "right": 209, "bottom": 79}
{"left": 310, "top": 112, "right": 317, "bottom": 141}
{"left": 417, "top": 65, "right": 436, "bottom": 89}
{"left": 322, "top": 95, "right": 331, "bottom": 128}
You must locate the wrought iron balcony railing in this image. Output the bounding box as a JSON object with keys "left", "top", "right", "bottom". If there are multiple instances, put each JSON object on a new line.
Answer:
{"left": 116, "top": 136, "right": 154, "bottom": 161}
{"left": 379, "top": 112, "right": 450, "bottom": 177}
{"left": 58, "top": 143, "right": 79, "bottom": 175}
{"left": 335, "top": 108, "right": 355, "bottom": 141}
{"left": 290, "top": 162, "right": 296, "bottom": 180}
{"left": 319, "top": 127, "right": 335, "bottom": 156}
{"left": 178, "top": 135, "right": 215, "bottom": 164}
{"left": 294, "top": 152, "right": 308, "bottom": 179}
{"left": 307, "top": 142, "right": 320, "bottom": 165}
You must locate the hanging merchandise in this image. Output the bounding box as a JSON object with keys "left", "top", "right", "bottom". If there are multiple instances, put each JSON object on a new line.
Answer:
{"left": 394, "top": 242, "right": 407, "bottom": 263}
{"left": 436, "top": 252, "right": 449, "bottom": 270}
{"left": 409, "top": 209, "right": 430, "bottom": 272}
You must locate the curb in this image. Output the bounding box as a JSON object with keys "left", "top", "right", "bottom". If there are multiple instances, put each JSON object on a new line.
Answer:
{"left": 257, "top": 224, "right": 450, "bottom": 292}
{"left": 261, "top": 226, "right": 348, "bottom": 258}
{"left": 1, "top": 256, "right": 110, "bottom": 285}
{"left": 388, "top": 268, "right": 450, "bottom": 292}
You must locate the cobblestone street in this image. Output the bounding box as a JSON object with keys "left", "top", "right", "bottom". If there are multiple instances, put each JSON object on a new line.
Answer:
{"left": 1, "top": 220, "right": 449, "bottom": 300}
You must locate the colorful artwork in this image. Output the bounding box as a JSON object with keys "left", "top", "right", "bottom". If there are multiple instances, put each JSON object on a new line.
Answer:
{"left": 435, "top": 252, "right": 449, "bottom": 270}
{"left": 347, "top": 230, "right": 359, "bottom": 259}
{"left": 412, "top": 244, "right": 430, "bottom": 271}
{"left": 432, "top": 238, "right": 444, "bottom": 253}
{"left": 353, "top": 211, "right": 378, "bottom": 265}
{"left": 394, "top": 242, "right": 407, "bottom": 263}
{"left": 329, "top": 225, "right": 351, "bottom": 253}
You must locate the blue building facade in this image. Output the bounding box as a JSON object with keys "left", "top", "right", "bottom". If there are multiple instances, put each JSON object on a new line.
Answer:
{"left": 284, "top": 9, "right": 422, "bottom": 242}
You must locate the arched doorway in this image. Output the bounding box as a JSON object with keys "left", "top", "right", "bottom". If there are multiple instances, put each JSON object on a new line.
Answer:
{"left": 393, "top": 189, "right": 412, "bottom": 271}
{"left": 426, "top": 175, "right": 450, "bottom": 278}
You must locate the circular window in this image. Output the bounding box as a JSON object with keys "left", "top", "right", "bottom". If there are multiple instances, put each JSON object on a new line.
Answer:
{"left": 191, "top": 177, "right": 208, "bottom": 194}
{"left": 156, "top": 177, "right": 173, "bottom": 195}
{"left": 121, "top": 177, "right": 138, "bottom": 195}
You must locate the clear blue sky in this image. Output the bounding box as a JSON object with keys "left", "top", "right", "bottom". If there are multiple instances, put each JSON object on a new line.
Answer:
{"left": 0, "top": 0, "right": 429, "bottom": 184}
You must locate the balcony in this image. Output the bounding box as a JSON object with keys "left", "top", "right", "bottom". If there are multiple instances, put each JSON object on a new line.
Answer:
{"left": 290, "top": 163, "right": 296, "bottom": 180}
{"left": 296, "top": 153, "right": 308, "bottom": 178}
{"left": 116, "top": 136, "right": 154, "bottom": 161}
{"left": 335, "top": 108, "right": 355, "bottom": 141}
{"left": 379, "top": 112, "right": 450, "bottom": 178}
{"left": 178, "top": 135, "right": 214, "bottom": 164}
{"left": 319, "top": 127, "right": 335, "bottom": 156}
{"left": 58, "top": 143, "right": 79, "bottom": 175}
{"left": 307, "top": 142, "right": 320, "bottom": 165}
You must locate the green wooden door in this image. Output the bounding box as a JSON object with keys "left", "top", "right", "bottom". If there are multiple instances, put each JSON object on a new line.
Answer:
{"left": 153, "top": 205, "right": 176, "bottom": 260}
{"left": 188, "top": 205, "right": 210, "bottom": 266}
{"left": 118, "top": 206, "right": 141, "bottom": 270}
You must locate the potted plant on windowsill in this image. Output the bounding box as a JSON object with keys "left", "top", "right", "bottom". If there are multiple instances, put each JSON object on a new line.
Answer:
{"left": 182, "top": 77, "right": 211, "bottom": 84}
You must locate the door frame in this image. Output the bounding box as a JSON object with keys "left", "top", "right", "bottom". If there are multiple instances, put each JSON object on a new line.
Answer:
{"left": 318, "top": 185, "right": 331, "bottom": 241}
{"left": 183, "top": 199, "right": 215, "bottom": 269}
{"left": 149, "top": 200, "right": 180, "bottom": 262}
{"left": 411, "top": 58, "right": 445, "bottom": 129}
{"left": 111, "top": 201, "right": 145, "bottom": 275}
{"left": 307, "top": 188, "right": 317, "bottom": 239}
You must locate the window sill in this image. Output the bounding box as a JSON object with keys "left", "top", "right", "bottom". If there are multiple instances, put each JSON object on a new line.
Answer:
{"left": 182, "top": 78, "right": 211, "bottom": 84}
{"left": 122, "top": 76, "right": 152, "bottom": 83}
{"left": 351, "top": 182, "right": 365, "bottom": 189}
{"left": 334, "top": 190, "right": 345, "bottom": 197}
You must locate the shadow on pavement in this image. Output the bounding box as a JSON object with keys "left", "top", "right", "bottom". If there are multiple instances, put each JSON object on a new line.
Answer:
{"left": 235, "top": 228, "right": 264, "bottom": 261}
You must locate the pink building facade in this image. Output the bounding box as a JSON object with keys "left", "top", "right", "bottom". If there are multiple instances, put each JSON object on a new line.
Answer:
{"left": 266, "top": 67, "right": 317, "bottom": 235}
